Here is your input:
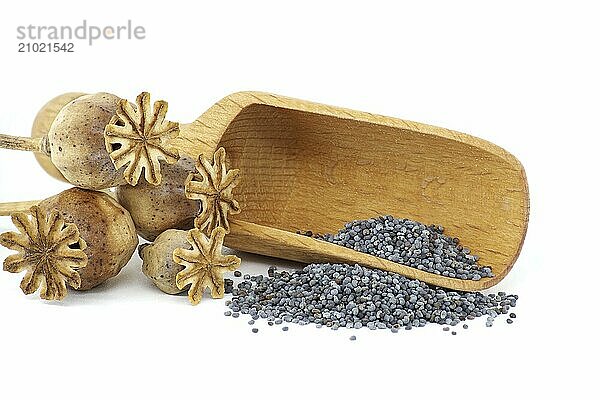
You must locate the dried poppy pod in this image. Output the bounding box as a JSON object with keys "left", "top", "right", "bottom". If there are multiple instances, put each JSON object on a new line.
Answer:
{"left": 0, "top": 188, "right": 138, "bottom": 298}
{"left": 173, "top": 227, "right": 241, "bottom": 305}
{"left": 184, "top": 147, "right": 241, "bottom": 234}
{"left": 140, "top": 227, "right": 241, "bottom": 304}
{"left": 116, "top": 157, "right": 201, "bottom": 241}
{"left": 139, "top": 229, "right": 190, "bottom": 294}
{"left": 0, "top": 91, "right": 181, "bottom": 190}
{"left": 114, "top": 147, "right": 238, "bottom": 242}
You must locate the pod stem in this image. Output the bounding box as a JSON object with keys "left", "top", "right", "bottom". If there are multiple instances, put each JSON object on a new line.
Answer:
{"left": 0, "top": 134, "right": 50, "bottom": 155}
{"left": 0, "top": 190, "right": 115, "bottom": 217}
{"left": 0, "top": 200, "right": 41, "bottom": 216}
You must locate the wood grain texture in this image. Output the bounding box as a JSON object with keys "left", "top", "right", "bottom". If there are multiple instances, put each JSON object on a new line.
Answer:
{"left": 30, "top": 92, "right": 85, "bottom": 182}
{"left": 175, "top": 92, "right": 529, "bottom": 291}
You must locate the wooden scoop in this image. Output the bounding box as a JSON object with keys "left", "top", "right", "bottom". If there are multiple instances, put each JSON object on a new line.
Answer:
{"left": 17, "top": 92, "right": 529, "bottom": 292}
{"left": 180, "top": 92, "right": 529, "bottom": 291}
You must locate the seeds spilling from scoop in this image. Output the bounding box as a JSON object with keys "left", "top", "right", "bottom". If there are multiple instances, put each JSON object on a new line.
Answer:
{"left": 315, "top": 215, "right": 494, "bottom": 281}
{"left": 0, "top": 188, "right": 139, "bottom": 297}
{"left": 225, "top": 214, "right": 516, "bottom": 332}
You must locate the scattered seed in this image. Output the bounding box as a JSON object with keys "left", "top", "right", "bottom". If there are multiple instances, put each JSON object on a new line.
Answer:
{"left": 282, "top": 326, "right": 289, "bottom": 331}
{"left": 228, "top": 263, "right": 517, "bottom": 332}
{"left": 234, "top": 271, "right": 242, "bottom": 277}
{"left": 252, "top": 328, "right": 258, "bottom": 333}
{"left": 224, "top": 311, "right": 232, "bottom": 316}
{"left": 349, "top": 335, "right": 357, "bottom": 341}
{"left": 452, "top": 331, "right": 457, "bottom": 336}
{"left": 507, "top": 319, "right": 513, "bottom": 324}
{"left": 509, "top": 313, "right": 516, "bottom": 318}
{"left": 248, "top": 320, "right": 255, "bottom": 325}
{"left": 232, "top": 312, "right": 239, "bottom": 318}
{"left": 225, "top": 215, "right": 518, "bottom": 335}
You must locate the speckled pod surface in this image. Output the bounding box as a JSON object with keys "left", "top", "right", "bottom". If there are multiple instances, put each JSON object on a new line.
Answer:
{"left": 39, "top": 187, "right": 138, "bottom": 290}
{"left": 48, "top": 93, "right": 126, "bottom": 189}
{"left": 116, "top": 157, "right": 201, "bottom": 241}
{"left": 140, "top": 229, "right": 191, "bottom": 294}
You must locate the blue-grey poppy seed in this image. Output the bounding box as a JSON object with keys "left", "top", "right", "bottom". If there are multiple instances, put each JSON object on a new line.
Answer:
{"left": 318, "top": 216, "right": 494, "bottom": 281}
{"left": 224, "top": 216, "right": 518, "bottom": 336}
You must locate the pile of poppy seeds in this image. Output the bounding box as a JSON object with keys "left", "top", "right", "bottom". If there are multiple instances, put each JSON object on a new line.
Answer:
{"left": 315, "top": 215, "right": 494, "bottom": 280}
{"left": 225, "top": 216, "right": 518, "bottom": 338}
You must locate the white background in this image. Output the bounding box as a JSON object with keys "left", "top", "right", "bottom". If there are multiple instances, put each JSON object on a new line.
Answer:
{"left": 0, "top": 1, "right": 598, "bottom": 399}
